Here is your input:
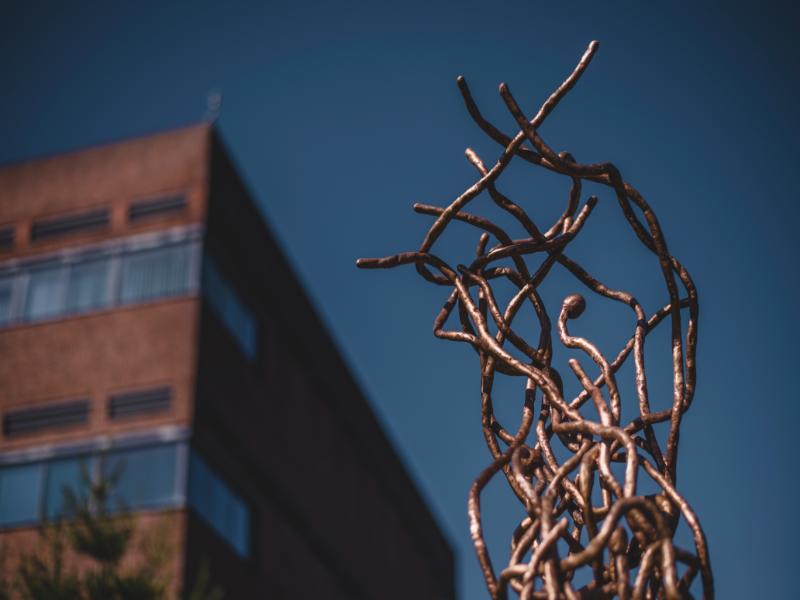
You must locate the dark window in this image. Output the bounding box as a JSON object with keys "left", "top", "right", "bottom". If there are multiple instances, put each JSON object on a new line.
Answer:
{"left": 23, "top": 260, "right": 64, "bottom": 321}
{"left": 65, "top": 255, "right": 110, "bottom": 314}
{"left": 0, "top": 227, "right": 13, "bottom": 251}
{"left": 0, "top": 463, "right": 43, "bottom": 526}
{"left": 108, "top": 387, "right": 171, "bottom": 419}
{"left": 44, "top": 457, "right": 92, "bottom": 520}
{"left": 0, "top": 441, "right": 185, "bottom": 530}
{"left": 0, "top": 231, "right": 200, "bottom": 330}
{"left": 188, "top": 452, "right": 250, "bottom": 557}
{"left": 0, "top": 276, "right": 12, "bottom": 325}
{"left": 104, "top": 444, "right": 179, "bottom": 511}
{"left": 3, "top": 400, "right": 90, "bottom": 437}
{"left": 31, "top": 209, "right": 109, "bottom": 242}
{"left": 203, "top": 257, "right": 257, "bottom": 360}
{"left": 128, "top": 196, "right": 187, "bottom": 222}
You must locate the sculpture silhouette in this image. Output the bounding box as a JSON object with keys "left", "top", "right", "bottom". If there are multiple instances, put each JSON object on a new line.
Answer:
{"left": 358, "top": 41, "right": 712, "bottom": 600}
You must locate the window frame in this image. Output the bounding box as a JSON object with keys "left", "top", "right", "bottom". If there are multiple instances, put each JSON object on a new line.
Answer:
{"left": 187, "top": 450, "right": 252, "bottom": 559}
{"left": 43, "top": 455, "right": 96, "bottom": 522}
{"left": 0, "top": 429, "right": 190, "bottom": 530}
{"left": 20, "top": 258, "right": 67, "bottom": 323}
{"left": 63, "top": 250, "right": 112, "bottom": 315}
{"left": 119, "top": 241, "right": 194, "bottom": 305}
{"left": 0, "top": 430, "right": 254, "bottom": 560}
{"left": 0, "top": 225, "right": 202, "bottom": 330}
{"left": 202, "top": 255, "right": 258, "bottom": 361}
{"left": 0, "top": 461, "right": 45, "bottom": 527}
{"left": 102, "top": 442, "right": 183, "bottom": 512}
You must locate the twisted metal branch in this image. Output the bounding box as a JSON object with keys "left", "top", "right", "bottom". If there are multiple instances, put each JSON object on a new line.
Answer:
{"left": 358, "top": 41, "right": 712, "bottom": 599}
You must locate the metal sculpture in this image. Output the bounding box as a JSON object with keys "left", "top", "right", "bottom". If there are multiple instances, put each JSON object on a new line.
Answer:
{"left": 357, "top": 41, "right": 712, "bottom": 599}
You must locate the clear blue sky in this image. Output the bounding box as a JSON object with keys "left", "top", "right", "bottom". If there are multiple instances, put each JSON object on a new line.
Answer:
{"left": 2, "top": 1, "right": 797, "bottom": 597}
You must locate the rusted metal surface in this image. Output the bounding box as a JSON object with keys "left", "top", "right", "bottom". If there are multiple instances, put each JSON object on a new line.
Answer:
{"left": 358, "top": 41, "right": 712, "bottom": 599}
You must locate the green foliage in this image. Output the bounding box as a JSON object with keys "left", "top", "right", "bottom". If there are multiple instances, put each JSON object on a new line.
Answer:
{"left": 82, "top": 567, "right": 164, "bottom": 600}
{"left": 0, "top": 545, "right": 13, "bottom": 600}
{"left": 62, "top": 463, "right": 133, "bottom": 568}
{"left": 15, "top": 526, "right": 80, "bottom": 600}
{"left": 1, "top": 459, "right": 223, "bottom": 600}
{"left": 185, "top": 561, "right": 223, "bottom": 600}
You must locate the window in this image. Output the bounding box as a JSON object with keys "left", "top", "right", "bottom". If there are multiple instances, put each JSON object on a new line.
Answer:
{"left": 65, "top": 255, "right": 109, "bottom": 314}
{"left": 203, "top": 257, "right": 257, "bottom": 360}
{"left": 44, "top": 457, "right": 90, "bottom": 520}
{"left": 120, "top": 244, "right": 192, "bottom": 304}
{"left": 0, "top": 463, "right": 43, "bottom": 526}
{"left": 0, "top": 275, "right": 12, "bottom": 325}
{"left": 188, "top": 452, "right": 250, "bottom": 558}
{"left": 23, "top": 261, "right": 64, "bottom": 321}
{"left": 0, "top": 440, "right": 185, "bottom": 529}
{"left": 104, "top": 445, "right": 179, "bottom": 511}
{"left": 0, "top": 441, "right": 253, "bottom": 548}
{"left": 0, "top": 228, "right": 201, "bottom": 330}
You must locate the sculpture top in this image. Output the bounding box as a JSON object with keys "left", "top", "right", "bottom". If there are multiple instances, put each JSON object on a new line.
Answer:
{"left": 358, "top": 41, "right": 712, "bottom": 600}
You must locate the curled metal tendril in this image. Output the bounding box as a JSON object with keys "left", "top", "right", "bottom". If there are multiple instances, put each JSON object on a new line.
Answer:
{"left": 358, "top": 41, "right": 712, "bottom": 600}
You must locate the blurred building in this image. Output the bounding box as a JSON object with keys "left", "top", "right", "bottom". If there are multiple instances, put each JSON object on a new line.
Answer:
{"left": 0, "top": 125, "right": 454, "bottom": 599}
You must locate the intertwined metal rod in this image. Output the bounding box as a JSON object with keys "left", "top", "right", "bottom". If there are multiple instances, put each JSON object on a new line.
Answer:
{"left": 358, "top": 41, "right": 712, "bottom": 599}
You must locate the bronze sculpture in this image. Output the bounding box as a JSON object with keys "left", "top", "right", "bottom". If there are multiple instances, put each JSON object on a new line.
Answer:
{"left": 358, "top": 41, "right": 712, "bottom": 599}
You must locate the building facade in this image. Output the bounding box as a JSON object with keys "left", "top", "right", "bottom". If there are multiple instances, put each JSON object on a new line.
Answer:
{"left": 0, "top": 125, "right": 454, "bottom": 599}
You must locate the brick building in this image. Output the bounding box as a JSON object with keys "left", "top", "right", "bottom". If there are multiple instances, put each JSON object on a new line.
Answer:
{"left": 0, "top": 125, "right": 454, "bottom": 599}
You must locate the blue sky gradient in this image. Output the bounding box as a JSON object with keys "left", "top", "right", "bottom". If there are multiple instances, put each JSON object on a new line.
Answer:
{"left": 2, "top": 1, "right": 798, "bottom": 597}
